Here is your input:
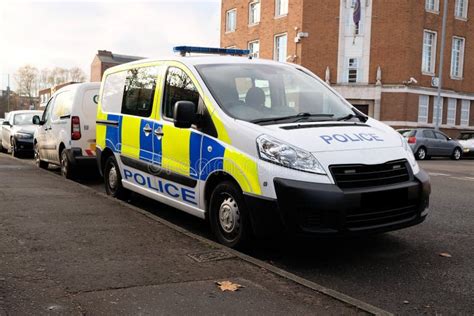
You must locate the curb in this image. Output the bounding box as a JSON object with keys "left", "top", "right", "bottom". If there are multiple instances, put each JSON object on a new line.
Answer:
{"left": 5, "top": 154, "right": 393, "bottom": 316}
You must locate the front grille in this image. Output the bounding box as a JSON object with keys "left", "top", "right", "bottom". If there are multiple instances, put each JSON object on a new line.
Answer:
{"left": 330, "top": 159, "right": 411, "bottom": 189}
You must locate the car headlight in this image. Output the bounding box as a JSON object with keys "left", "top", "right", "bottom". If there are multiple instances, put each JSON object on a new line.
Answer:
{"left": 256, "top": 134, "right": 326, "bottom": 175}
{"left": 15, "top": 132, "right": 33, "bottom": 139}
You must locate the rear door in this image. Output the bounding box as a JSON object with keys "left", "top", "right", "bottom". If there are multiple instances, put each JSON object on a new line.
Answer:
{"left": 78, "top": 87, "right": 100, "bottom": 157}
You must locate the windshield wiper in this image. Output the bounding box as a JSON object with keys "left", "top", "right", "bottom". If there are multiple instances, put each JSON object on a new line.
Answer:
{"left": 336, "top": 112, "right": 368, "bottom": 123}
{"left": 252, "top": 113, "right": 334, "bottom": 125}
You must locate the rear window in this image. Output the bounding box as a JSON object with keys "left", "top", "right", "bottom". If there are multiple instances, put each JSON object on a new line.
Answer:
{"left": 101, "top": 71, "right": 127, "bottom": 113}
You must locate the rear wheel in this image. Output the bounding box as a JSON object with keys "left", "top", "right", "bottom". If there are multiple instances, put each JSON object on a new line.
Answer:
{"left": 104, "top": 155, "right": 129, "bottom": 200}
{"left": 60, "top": 150, "right": 75, "bottom": 179}
{"left": 415, "top": 147, "right": 427, "bottom": 160}
{"left": 209, "top": 181, "right": 251, "bottom": 248}
{"left": 451, "top": 147, "right": 462, "bottom": 160}
{"left": 35, "top": 143, "right": 48, "bottom": 169}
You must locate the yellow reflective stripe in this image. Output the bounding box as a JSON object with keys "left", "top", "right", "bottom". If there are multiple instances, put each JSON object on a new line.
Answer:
{"left": 223, "top": 148, "right": 261, "bottom": 195}
{"left": 121, "top": 116, "right": 141, "bottom": 159}
{"left": 96, "top": 108, "right": 107, "bottom": 149}
{"left": 161, "top": 124, "right": 191, "bottom": 176}
{"left": 165, "top": 61, "right": 231, "bottom": 145}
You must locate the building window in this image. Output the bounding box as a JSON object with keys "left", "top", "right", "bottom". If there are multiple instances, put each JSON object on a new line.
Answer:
{"left": 275, "top": 0, "right": 288, "bottom": 17}
{"left": 274, "top": 34, "right": 287, "bottom": 62}
{"left": 461, "top": 100, "right": 470, "bottom": 126}
{"left": 447, "top": 98, "right": 457, "bottom": 125}
{"left": 248, "top": 40, "right": 260, "bottom": 58}
{"left": 425, "top": 0, "right": 440, "bottom": 12}
{"left": 422, "top": 30, "right": 437, "bottom": 74}
{"left": 455, "top": 0, "right": 469, "bottom": 19}
{"left": 451, "top": 37, "right": 465, "bottom": 79}
{"left": 226, "top": 9, "right": 237, "bottom": 32}
{"left": 433, "top": 97, "right": 444, "bottom": 124}
{"left": 347, "top": 58, "right": 359, "bottom": 83}
{"left": 418, "top": 95, "right": 429, "bottom": 123}
{"left": 249, "top": 1, "right": 260, "bottom": 25}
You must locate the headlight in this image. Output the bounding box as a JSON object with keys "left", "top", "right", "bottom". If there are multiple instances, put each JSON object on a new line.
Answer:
{"left": 256, "top": 134, "right": 326, "bottom": 175}
{"left": 15, "top": 132, "right": 33, "bottom": 139}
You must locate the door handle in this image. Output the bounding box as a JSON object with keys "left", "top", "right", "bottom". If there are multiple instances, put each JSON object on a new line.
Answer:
{"left": 154, "top": 127, "right": 164, "bottom": 139}
{"left": 143, "top": 125, "right": 152, "bottom": 135}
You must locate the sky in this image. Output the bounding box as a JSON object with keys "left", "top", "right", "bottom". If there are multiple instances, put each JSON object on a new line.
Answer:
{"left": 0, "top": 0, "right": 221, "bottom": 90}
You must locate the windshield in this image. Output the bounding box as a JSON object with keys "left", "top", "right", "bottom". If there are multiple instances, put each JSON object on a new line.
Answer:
{"left": 196, "top": 63, "right": 354, "bottom": 124}
{"left": 458, "top": 133, "right": 474, "bottom": 140}
{"left": 13, "top": 113, "right": 39, "bottom": 126}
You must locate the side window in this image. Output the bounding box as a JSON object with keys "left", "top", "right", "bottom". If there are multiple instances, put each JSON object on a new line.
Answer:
{"left": 423, "top": 130, "right": 436, "bottom": 139}
{"left": 52, "top": 91, "right": 73, "bottom": 121}
{"left": 163, "top": 67, "right": 200, "bottom": 119}
{"left": 42, "top": 97, "right": 55, "bottom": 123}
{"left": 101, "top": 71, "right": 127, "bottom": 113}
{"left": 121, "top": 66, "right": 159, "bottom": 117}
{"left": 435, "top": 131, "right": 448, "bottom": 140}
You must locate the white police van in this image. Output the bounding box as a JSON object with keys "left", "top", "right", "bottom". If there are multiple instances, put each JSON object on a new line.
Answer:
{"left": 96, "top": 46, "right": 430, "bottom": 248}
{"left": 34, "top": 82, "right": 100, "bottom": 179}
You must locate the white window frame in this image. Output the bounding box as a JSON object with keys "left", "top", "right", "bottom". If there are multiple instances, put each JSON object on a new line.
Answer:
{"left": 425, "top": 0, "right": 440, "bottom": 13}
{"left": 347, "top": 58, "right": 359, "bottom": 83}
{"left": 422, "top": 30, "right": 437, "bottom": 75}
{"left": 447, "top": 98, "right": 457, "bottom": 125}
{"left": 275, "top": 0, "right": 288, "bottom": 17}
{"left": 450, "top": 36, "right": 465, "bottom": 79}
{"left": 418, "top": 95, "right": 429, "bottom": 123}
{"left": 248, "top": 40, "right": 260, "bottom": 58}
{"left": 274, "top": 33, "right": 288, "bottom": 62}
{"left": 461, "top": 100, "right": 470, "bottom": 126}
{"left": 433, "top": 97, "right": 444, "bottom": 125}
{"left": 249, "top": 1, "right": 260, "bottom": 25}
{"left": 226, "top": 9, "right": 237, "bottom": 33}
{"left": 455, "top": 0, "right": 469, "bottom": 19}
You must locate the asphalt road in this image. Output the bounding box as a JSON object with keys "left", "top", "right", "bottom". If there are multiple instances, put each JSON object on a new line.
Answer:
{"left": 6, "top": 154, "right": 474, "bottom": 315}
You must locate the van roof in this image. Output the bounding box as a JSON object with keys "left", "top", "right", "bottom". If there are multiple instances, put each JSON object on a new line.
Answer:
{"left": 54, "top": 82, "right": 101, "bottom": 94}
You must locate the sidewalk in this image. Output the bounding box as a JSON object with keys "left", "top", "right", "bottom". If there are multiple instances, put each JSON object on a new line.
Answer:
{"left": 0, "top": 155, "right": 366, "bottom": 315}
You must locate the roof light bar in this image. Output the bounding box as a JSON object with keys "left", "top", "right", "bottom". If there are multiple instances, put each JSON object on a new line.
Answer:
{"left": 173, "top": 46, "right": 250, "bottom": 57}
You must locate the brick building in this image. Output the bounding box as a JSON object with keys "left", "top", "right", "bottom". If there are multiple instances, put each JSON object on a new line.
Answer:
{"left": 221, "top": 0, "right": 474, "bottom": 136}
{"left": 38, "top": 82, "right": 78, "bottom": 108}
{"left": 90, "top": 50, "right": 144, "bottom": 82}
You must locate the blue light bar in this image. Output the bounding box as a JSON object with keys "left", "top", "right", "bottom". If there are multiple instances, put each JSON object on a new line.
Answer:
{"left": 173, "top": 46, "right": 250, "bottom": 56}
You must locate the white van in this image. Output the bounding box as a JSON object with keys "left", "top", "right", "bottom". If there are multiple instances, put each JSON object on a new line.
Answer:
{"left": 96, "top": 47, "right": 431, "bottom": 248}
{"left": 33, "top": 82, "right": 100, "bottom": 178}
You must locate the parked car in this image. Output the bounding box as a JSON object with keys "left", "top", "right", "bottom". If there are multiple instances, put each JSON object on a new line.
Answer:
{"left": 95, "top": 46, "right": 430, "bottom": 248}
{"left": 1, "top": 110, "right": 43, "bottom": 157}
{"left": 0, "top": 118, "right": 4, "bottom": 149}
{"left": 398, "top": 128, "right": 463, "bottom": 160}
{"left": 457, "top": 131, "right": 474, "bottom": 157}
{"left": 33, "top": 82, "right": 100, "bottom": 179}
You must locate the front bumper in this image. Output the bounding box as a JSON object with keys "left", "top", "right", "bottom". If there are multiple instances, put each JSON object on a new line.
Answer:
{"left": 462, "top": 147, "right": 474, "bottom": 157}
{"left": 245, "top": 170, "right": 431, "bottom": 236}
{"left": 13, "top": 138, "right": 34, "bottom": 152}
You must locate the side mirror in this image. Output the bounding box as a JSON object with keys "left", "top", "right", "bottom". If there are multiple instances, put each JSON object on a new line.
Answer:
{"left": 32, "top": 115, "right": 41, "bottom": 125}
{"left": 2, "top": 121, "right": 10, "bottom": 126}
{"left": 173, "top": 101, "right": 197, "bottom": 129}
{"left": 448, "top": 137, "right": 452, "bottom": 141}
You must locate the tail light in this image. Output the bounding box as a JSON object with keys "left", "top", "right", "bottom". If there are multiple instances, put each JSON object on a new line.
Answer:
{"left": 71, "top": 116, "right": 81, "bottom": 140}
{"left": 407, "top": 136, "right": 416, "bottom": 144}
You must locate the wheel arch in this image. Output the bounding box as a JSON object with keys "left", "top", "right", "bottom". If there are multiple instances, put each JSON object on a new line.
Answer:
{"left": 203, "top": 171, "right": 241, "bottom": 217}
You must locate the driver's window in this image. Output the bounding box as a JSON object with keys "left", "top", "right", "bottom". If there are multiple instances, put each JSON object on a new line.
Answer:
{"left": 42, "top": 97, "right": 55, "bottom": 123}
{"left": 435, "top": 132, "right": 448, "bottom": 140}
{"left": 163, "top": 67, "right": 200, "bottom": 119}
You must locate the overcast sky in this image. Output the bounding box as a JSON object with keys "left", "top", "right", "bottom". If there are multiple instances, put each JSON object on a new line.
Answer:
{"left": 0, "top": 0, "right": 221, "bottom": 90}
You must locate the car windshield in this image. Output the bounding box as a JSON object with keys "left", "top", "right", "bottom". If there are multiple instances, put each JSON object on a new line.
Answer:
{"left": 13, "top": 113, "right": 37, "bottom": 126}
{"left": 458, "top": 133, "right": 474, "bottom": 140}
{"left": 196, "top": 63, "right": 354, "bottom": 124}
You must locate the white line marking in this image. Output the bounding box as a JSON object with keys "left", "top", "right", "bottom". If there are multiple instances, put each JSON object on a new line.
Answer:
{"left": 428, "top": 172, "right": 451, "bottom": 176}
{"left": 450, "top": 177, "right": 474, "bottom": 182}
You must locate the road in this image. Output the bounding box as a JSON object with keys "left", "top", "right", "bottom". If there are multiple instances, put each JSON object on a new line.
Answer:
{"left": 4, "top": 154, "right": 474, "bottom": 314}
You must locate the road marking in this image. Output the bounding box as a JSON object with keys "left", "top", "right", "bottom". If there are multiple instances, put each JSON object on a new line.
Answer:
{"left": 428, "top": 172, "right": 451, "bottom": 177}
{"left": 450, "top": 177, "right": 474, "bottom": 182}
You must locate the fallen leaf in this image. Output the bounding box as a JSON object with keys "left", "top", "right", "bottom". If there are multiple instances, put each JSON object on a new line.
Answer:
{"left": 216, "top": 281, "right": 244, "bottom": 292}
{"left": 439, "top": 252, "right": 452, "bottom": 258}
{"left": 403, "top": 300, "right": 409, "bottom": 304}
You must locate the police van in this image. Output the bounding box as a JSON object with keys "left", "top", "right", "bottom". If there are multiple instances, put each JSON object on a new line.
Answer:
{"left": 33, "top": 82, "right": 100, "bottom": 179}
{"left": 96, "top": 46, "right": 430, "bottom": 248}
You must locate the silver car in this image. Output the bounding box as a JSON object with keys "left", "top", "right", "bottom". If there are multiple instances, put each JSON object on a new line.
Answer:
{"left": 457, "top": 131, "right": 474, "bottom": 157}
{"left": 398, "top": 128, "right": 463, "bottom": 160}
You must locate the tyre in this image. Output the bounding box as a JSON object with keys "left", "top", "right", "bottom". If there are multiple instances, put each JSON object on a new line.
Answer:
{"left": 11, "top": 139, "right": 19, "bottom": 158}
{"left": 104, "top": 155, "right": 129, "bottom": 200}
{"left": 209, "top": 181, "right": 251, "bottom": 248}
{"left": 451, "top": 147, "right": 462, "bottom": 160}
{"left": 34, "top": 143, "right": 48, "bottom": 169}
{"left": 415, "top": 147, "right": 427, "bottom": 160}
{"left": 60, "top": 150, "right": 75, "bottom": 179}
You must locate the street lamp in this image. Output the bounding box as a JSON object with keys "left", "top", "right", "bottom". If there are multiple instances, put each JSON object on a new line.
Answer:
{"left": 435, "top": 0, "right": 448, "bottom": 130}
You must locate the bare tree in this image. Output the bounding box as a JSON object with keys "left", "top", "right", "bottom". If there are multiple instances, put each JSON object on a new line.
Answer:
{"left": 39, "top": 68, "right": 51, "bottom": 90}
{"left": 68, "top": 67, "right": 86, "bottom": 82}
{"left": 14, "top": 65, "right": 39, "bottom": 105}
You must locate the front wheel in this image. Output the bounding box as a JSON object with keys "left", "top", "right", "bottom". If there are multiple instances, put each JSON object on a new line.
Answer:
{"left": 451, "top": 147, "right": 462, "bottom": 160}
{"left": 209, "top": 181, "right": 251, "bottom": 248}
{"left": 104, "top": 155, "right": 129, "bottom": 200}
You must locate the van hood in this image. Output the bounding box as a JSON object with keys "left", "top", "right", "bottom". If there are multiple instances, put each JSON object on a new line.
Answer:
{"left": 259, "top": 120, "right": 402, "bottom": 153}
